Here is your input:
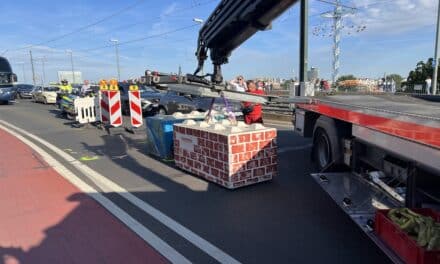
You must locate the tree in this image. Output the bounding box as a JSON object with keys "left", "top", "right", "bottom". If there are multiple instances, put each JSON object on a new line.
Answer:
{"left": 337, "top": 74, "right": 356, "bottom": 82}
{"left": 406, "top": 58, "right": 439, "bottom": 85}
{"left": 386, "top": 74, "right": 403, "bottom": 87}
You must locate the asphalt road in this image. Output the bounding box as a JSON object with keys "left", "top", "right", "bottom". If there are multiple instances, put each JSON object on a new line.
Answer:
{"left": 0, "top": 100, "right": 389, "bottom": 264}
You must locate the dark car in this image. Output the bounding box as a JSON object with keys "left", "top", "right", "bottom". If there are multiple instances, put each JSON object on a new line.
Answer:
{"left": 15, "top": 84, "right": 35, "bottom": 99}
{"left": 119, "top": 83, "right": 163, "bottom": 115}
{"left": 0, "top": 57, "right": 18, "bottom": 104}
{"left": 146, "top": 90, "right": 242, "bottom": 116}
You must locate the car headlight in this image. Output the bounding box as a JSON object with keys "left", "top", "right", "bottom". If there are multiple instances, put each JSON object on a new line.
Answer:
{"left": 141, "top": 99, "right": 151, "bottom": 106}
{"left": 0, "top": 88, "right": 12, "bottom": 94}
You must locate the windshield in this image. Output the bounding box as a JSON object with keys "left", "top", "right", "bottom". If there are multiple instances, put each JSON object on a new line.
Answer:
{"left": 17, "top": 84, "right": 34, "bottom": 91}
{"left": 140, "top": 85, "right": 158, "bottom": 93}
{"left": 0, "top": 57, "right": 12, "bottom": 73}
{"left": 44, "top": 87, "right": 59, "bottom": 92}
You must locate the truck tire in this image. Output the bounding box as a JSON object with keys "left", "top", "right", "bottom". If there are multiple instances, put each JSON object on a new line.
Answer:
{"left": 312, "top": 116, "right": 347, "bottom": 170}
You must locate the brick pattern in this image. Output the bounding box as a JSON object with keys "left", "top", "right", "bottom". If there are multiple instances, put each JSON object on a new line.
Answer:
{"left": 174, "top": 125, "right": 277, "bottom": 189}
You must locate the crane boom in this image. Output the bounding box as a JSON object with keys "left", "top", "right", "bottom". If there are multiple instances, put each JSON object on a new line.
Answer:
{"left": 194, "top": 0, "right": 298, "bottom": 84}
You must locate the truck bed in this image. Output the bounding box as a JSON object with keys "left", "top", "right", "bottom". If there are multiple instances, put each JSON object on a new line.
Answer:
{"left": 316, "top": 94, "right": 440, "bottom": 127}
{"left": 296, "top": 94, "right": 440, "bottom": 149}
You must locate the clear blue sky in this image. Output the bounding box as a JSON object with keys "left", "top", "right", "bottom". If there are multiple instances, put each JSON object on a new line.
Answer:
{"left": 1, "top": 0, "right": 438, "bottom": 83}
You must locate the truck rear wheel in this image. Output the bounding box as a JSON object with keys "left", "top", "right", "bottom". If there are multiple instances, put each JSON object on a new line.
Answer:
{"left": 314, "top": 128, "right": 332, "bottom": 170}
{"left": 313, "top": 116, "right": 347, "bottom": 170}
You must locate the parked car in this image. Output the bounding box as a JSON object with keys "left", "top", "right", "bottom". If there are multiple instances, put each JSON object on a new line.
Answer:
{"left": 0, "top": 56, "right": 17, "bottom": 104}
{"left": 145, "top": 90, "right": 243, "bottom": 116}
{"left": 119, "top": 83, "right": 163, "bottom": 115}
{"left": 33, "top": 86, "right": 59, "bottom": 104}
{"left": 15, "top": 84, "right": 35, "bottom": 99}
{"left": 72, "top": 84, "right": 82, "bottom": 95}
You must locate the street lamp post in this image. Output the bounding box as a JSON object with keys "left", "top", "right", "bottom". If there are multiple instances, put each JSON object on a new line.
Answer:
{"left": 193, "top": 18, "right": 204, "bottom": 24}
{"left": 39, "top": 57, "right": 47, "bottom": 87}
{"left": 66, "top": 50, "right": 75, "bottom": 84}
{"left": 29, "top": 50, "right": 36, "bottom": 87}
{"left": 110, "top": 39, "right": 121, "bottom": 81}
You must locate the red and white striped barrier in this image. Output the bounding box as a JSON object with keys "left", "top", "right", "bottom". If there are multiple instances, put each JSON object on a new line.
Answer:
{"left": 108, "top": 90, "right": 122, "bottom": 127}
{"left": 100, "top": 90, "right": 110, "bottom": 123}
{"left": 99, "top": 79, "right": 122, "bottom": 127}
{"left": 128, "top": 85, "right": 143, "bottom": 128}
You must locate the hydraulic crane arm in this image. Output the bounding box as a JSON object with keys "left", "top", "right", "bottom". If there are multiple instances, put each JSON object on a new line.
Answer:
{"left": 194, "top": 0, "right": 298, "bottom": 84}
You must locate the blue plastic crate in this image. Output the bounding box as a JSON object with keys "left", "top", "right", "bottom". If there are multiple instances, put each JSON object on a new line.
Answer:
{"left": 145, "top": 115, "right": 204, "bottom": 160}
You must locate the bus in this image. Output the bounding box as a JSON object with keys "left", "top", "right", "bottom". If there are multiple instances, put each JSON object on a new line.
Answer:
{"left": 0, "top": 56, "right": 17, "bottom": 104}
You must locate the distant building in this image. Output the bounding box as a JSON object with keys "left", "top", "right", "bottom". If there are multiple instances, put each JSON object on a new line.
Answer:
{"left": 338, "top": 78, "right": 379, "bottom": 92}
{"left": 58, "top": 71, "right": 82, "bottom": 84}
{"left": 307, "top": 67, "right": 319, "bottom": 82}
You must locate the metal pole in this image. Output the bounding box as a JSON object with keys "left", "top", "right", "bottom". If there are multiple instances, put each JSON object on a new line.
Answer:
{"left": 29, "top": 50, "right": 36, "bottom": 87}
{"left": 332, "top": 0, "right": 342, "bottom": 87}
{"left": 115, "top": 42, "right": 121, "bottom": 81}
{"left": 299, "top": 0, "right": 309, "bottom": 96}
{"left": 69, "top": 51, "right": 75, "bottom": 85}
{"left": 432, "top": 0, "right": 440, "bottom": 95}
{"left": 20, "top": 63, "right": 26, "bottom": 83}
{"left": 41, "top": 58, "right": 46, "bottom": 87}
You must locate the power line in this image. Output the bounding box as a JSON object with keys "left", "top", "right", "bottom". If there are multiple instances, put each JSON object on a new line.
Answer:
{"left": 9, "top": 0, "right": 148, "bottom": 52}
{"left": 316, "top": 0, "right": 356, "bottom": 10}
{"left": 77, "top": 24, "right": 198, "bottom": 52}
{"left": 50, "top": 0, "right": 217, "bottom": 50}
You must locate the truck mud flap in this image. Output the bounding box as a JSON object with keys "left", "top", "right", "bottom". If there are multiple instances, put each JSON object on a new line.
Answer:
{"left": 311, "top": 172, "right": 405, "bottom": 264}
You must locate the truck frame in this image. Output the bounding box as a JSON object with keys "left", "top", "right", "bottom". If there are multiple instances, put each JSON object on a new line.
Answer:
{"left": 294, "top": 94, "right": 440, "bottom": 262}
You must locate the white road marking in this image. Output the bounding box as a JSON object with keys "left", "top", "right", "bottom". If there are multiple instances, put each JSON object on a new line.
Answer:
{"left": 0, "top": 122, "right": 190, "bottom": 264}
{"left": 278, "top": 144, "right": 312, "bottom": 154}
{"left": 0, "top": 120, "right": 241, "bottom": 264}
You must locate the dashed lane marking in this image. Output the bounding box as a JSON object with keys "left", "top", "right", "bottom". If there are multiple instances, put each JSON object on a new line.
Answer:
{"left": 0, "top": 120, "right": 242, "bottom": 264}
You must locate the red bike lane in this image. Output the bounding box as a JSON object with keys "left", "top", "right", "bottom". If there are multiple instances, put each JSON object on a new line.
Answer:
{"left": 0, "top": 128, "right": 168, "bottom": 264}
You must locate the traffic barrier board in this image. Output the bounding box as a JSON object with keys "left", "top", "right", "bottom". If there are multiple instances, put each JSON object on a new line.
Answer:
{"left": 74, "top": 97, "right": 100, "bottom": 124}
{"left": 108, "top": 90, "right": 122, "bottom": 127}
{"left": 129, "top": 89, "right": 143, "bottom": 128}
{"left": 100, "top": 91, "right": 110, "bottom": 123}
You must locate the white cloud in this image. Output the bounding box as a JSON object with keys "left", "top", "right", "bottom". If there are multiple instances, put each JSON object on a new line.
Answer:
{"left": 149, "top": 2, "right": 180, "bottom": 35}
{"left": 348, "top": 0, "right": 437, "bottom": 35}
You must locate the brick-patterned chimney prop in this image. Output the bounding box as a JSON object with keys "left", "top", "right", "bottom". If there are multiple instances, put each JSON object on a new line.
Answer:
{"left": 174, "top": 120, "right": 277, "bottom": 189}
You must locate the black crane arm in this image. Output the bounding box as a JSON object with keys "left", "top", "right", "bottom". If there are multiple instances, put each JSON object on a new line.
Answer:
{"left": 194, "top": 0, "right": 298, "bottom": 84}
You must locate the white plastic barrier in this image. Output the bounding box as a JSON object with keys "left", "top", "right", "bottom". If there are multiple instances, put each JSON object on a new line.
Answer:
{"left": 74, "top": 97, "right": 100, "bottom": 124}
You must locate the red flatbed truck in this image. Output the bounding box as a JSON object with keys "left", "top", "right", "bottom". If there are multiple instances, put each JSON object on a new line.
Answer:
{"left": 177, "top": 0, "right": 440, "bottom": 261}
{"left": 293, "top": 94, "right": 440, "bottom": 263}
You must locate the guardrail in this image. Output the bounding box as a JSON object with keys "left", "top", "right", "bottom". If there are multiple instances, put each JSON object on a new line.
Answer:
{"left": 397, "top": 83, "right": 439, "bottom": 96}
